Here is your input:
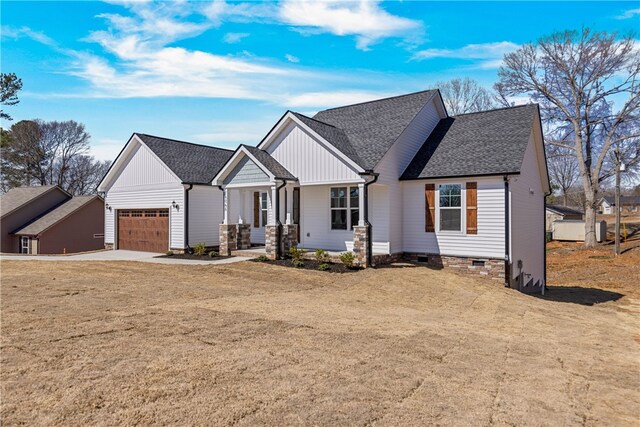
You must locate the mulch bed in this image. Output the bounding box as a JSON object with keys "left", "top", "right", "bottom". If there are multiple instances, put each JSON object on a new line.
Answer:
{"left": 250, "top": 258, "right": 361, "bottom": 273}
{"left": 155, "top": 253, "right": 235, "bottom": 261}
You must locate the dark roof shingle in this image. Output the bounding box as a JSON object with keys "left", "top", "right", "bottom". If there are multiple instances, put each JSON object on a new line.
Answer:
{"left": 546, "top": 205, "right": 583, "bottom": 216}
{"left": 241, "top": 145, "right": 296, "bottom": 180}
{"left": 13, "top": 196, "right": 100, "bottom": 236}
{"left": 603, "top": 195, "right": 640, "bottom": 206}
{"left": 136, "top": 133, "right": 234, "bottom": 184}
{"left": 401, "top": 104, "right": 538, "bottom": 180}
{"left": 310, "top": 90, "right": 437, "bottom": 170}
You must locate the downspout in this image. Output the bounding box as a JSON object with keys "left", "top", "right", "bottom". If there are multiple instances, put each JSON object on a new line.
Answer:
{"left": 274, "top": 179, "right": 287, "bottom": 259}
{"left": 504, "top": 176, "right": 511, "bottom": 288}
{"left": 184, "top": 184, "right": 193, "bottom": 251}
{"left": 360, "top": 171, "right": 379, "bottom": 267}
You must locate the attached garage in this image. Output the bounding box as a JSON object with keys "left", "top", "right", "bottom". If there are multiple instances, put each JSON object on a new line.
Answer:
{"left": 98, "top": 133, "right": 233, "bottom": 253}
{"left": 117, "top": 209, "right": 169, "bottom": 252}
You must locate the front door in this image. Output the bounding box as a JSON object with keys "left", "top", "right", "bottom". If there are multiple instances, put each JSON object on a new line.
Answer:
{"left": 293, "top": 188, "right": 300, "bottom": 242}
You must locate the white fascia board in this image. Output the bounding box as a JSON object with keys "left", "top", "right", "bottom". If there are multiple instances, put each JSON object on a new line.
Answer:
{"left": 258, "top": 112, "right": 365, "bottom": 174}
{"left": 211, "top": 145, "right": 275, "bottom": 186}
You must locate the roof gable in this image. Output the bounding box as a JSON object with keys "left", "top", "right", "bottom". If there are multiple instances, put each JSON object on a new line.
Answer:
{"left": 401, "top": 104, "right": 538, "bottom": 180}
{"left": 213, "top": 145, "right": 295, "bottom": 186}
{"left": 0, "top": 185, "right": 70, "bottom": 219}
{"left": 312, "top": 90, "right": 437, "bottom": 170}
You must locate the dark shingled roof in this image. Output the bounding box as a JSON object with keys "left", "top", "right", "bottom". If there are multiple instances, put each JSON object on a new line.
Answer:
{"left": 241, "top": 145, "right": 296, "bottom": 180}
{"left": 546, "top": 205, "right": 583, "bottom": 216}
{"left": 1, "top": 185, "right": 69, "bottom": 219}
{"left": 136, "top": 133, "right": 234, "bottom": 184}
{"left": 401, "top": 104, "right": 538, "bottom": 180}
{"left": 14, "top": 196, "right": 101, "bottom": 236}
{"left": 310, "top": 90, "right": 437, "bottom": 170}
{"left": 602, "top": 195, "right": 640, "bottom": 206}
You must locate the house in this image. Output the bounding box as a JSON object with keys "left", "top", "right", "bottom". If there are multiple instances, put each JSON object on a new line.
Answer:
{"left": 210, "top": 90, "right": 550, "bottom": 292}
{"left": 545, "top": 205, "right": 583, "bottom": 232}
{"left": 97, "top": 134, "right": 233, "bottom": 252}
{"left": 0, "top": 185, "right": 104, "bottom": 254}
{"left": 599, "top": 196, "right": 640, "bottom": 214}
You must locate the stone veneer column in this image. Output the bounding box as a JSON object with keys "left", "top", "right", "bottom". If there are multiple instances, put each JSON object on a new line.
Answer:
{"left": 281, "top": 224, "right": 298, "bottom": 255}
{"left": 352, "top": 225, "right": 370, "bottom": 267}
{"left": 265, "top": 225, "right": 278, "bottom": 260}
{"left": 219, "top": 224, "right": 238, "bottom": 256}
{"left": 237, "top": 224, "right": 251, "bottom": 250}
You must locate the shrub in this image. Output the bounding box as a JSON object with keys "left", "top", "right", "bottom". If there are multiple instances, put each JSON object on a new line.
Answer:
{"left": 208, "top": 250, "right": 219, "bottom": 258}
{"left": 292, "top": 259, "right": 305, "bottom": 268}
{"left": 193, "top": 242, "right": 206, "bottom": 256}
{"left": 318, "top": 263, "right": 331, "bottom": 271}
{"left": 315, "top": 248, "right": 329, "bottom": 263}
{"left": 165, "top": 250, "right": 174, "bottom": 256}
{"left": 290, "top": 245, "right": 305, "bottom": 262}
{"left": 255, "top": 255, "right": 269, "bottom": 262}
{"left": 339, "top": 251, "right": 355, "bottom": 269}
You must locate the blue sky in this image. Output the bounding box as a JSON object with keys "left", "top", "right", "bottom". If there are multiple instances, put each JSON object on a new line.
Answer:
{"left": 2, "top": 1, "right": 639, "bottom": 161}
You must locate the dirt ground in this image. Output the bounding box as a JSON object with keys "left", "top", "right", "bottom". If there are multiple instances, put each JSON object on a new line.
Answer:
{"left": 1, "top": 256, "right": 639, "bottom": 426}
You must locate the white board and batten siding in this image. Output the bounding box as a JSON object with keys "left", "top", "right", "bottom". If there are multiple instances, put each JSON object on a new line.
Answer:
{"left": 509, "top": 133, "right": 545, "bottom": 285}
{"left": 401, "top": 177, "right": 506, "bottom": 259}
{"left": 375, "top": 98, "right": 445, "bottom": 253}
{"left": 266, "top": 121, "right": 362, "bottom": 185}
{"left": 104, "top": 142, "right": 185, "bottom": 249}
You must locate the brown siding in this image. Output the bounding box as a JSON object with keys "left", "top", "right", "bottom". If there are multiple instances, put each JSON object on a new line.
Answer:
{"left": 37, "top": 198, "right": 105, "bottom": 254}
{"left": 424, "top": 184, "right": 435, "bottom": 232}
{"left": 466, "top": 182, "right": 477, "bottom": 234}
{"left": 0, "top": 189, "right": 70, "bottom": 253}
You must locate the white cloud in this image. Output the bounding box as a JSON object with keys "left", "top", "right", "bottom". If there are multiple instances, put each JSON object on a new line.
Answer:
{"left": 285, "top": 53, "right": 299, "bottom": 63}
{"left": 279, "top": 0, "right": 422, "bottom": 50}
{"left": 615, "top": 8, "right": 640, "bottom": 19}
{"left": 1, "top": 25, "right": 57, "bottom": 47}
{"left": 286, "top": 90, "right": 396, "bottom": 108}
{"left": 223, "top": 32, "right": 249, "bottom": 43}
{"left": 412, "top": 41, "right": 519, "bottom": 68}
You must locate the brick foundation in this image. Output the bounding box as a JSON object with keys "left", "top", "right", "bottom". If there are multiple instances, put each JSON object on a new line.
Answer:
{"left": 237, "top": 224, "right": 251, "bottom": 250}
{"left": 352, "top": 225, "right": 370, "bottom": 267}
{"left": 219, "top": 224, "right": 238, "bottom": 256}
{"left": 404, "top": 253, "right": 505, "bottom": 281}
{"left": 281, "top": 224, "right": 298, "bottom": 255}
{"left": 265, "top": 225, "right": 278, "bottom": 260}
{"left": 105, "top": 243, "right": 114, "bottom": 250}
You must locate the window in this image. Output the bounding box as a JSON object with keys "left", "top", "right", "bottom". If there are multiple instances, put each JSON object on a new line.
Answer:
{"left": 439, "top": 184, "right": 462, "bottom": 231}
{"left": 158, "top": 210, "right": 169, "bottom": 217}
{"left": 331, "top": 186, "right": 359, "bottom": 230}
{"left": 131, "top": 210, "right": 143, "bottom": 217}
{"left": 260, "top": 192, "right": 268, "bottom": 227}
{"left": 20, "top": 237, "right": 29, "bottom": 254}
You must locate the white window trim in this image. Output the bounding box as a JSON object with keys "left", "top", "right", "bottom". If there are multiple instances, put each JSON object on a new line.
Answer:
{"left": 436, "top": 183, "right": 466, "bottom": 234}
{"left": 330, "top": 186, "right": 359, "bottom": 231}
{"left": 20, "top": 236, "right": 30, "bottom": 254}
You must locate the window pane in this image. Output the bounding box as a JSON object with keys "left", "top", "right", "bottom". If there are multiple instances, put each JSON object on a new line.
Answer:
{"left": 440, "top": 184, "right": 461, "bottom": 197}
{"left": 440, "top": 209, "right": 461, "bottom": 231}
{"left": 350, "top": 209, "right": 359, "bottom": 229}
{"left": 262, "top": 210, "right": 268, "bottom": 227}
{"left": 331, "top": 209, "right": 347, "bottom": 230}
{"left": 350, "top": 187, "right": 359, "bottom": 208}
{"left": 439, "top": 194, "right": 451, "bottom": 207}
{"left": 450, "top": 195, "right": 461, "bottom": 207}
{"left": 331, "top": 187, "right": 347, "bottom": 208}
{"left": 261, "top": 193, "right": 267, "bottom": 209}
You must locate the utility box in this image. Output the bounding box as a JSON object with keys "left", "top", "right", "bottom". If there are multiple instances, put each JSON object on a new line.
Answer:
{"left": 552, "top": 220, "right": 607, "bottom": 243}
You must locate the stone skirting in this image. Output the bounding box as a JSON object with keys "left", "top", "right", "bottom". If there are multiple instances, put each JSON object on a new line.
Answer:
{"left": 403, "top": 253, "right": 505, "bottom": 281}
{"left": 219, "top": 224, "right": 238, "bottom": 256}
{"left": 281, "top": 224, "right": 298, "bottom": 255}
{"left": 265, "top": 225, "right": 278, "bottom": 260}
{"left": 237, "top": 224, "right": 251, "bottom": 250}
{"left": 352, "top": 225, "right": 370, "bottom": 267}
{"left": 104, "top": 243, "right": 114, "bottom": 250}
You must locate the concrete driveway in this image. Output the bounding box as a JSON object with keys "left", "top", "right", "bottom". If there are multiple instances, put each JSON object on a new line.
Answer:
{"left": 0, "top": 250, "right": 250, "bottom": 265}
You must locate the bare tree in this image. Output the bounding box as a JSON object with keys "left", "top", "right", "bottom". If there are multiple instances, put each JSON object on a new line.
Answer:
{"left": 495, "top": 28, "right": 640, "bottom": 247}
{"left": 63, "top": 155, "right": 111, "bottom": 195}
{"left": 39, "top": 120, "right": 91, "bottom": 186}
{"left": 0, "top": 73, "right": 23, "bottom": 121}
{"left": 436, "top": 77, "right": 495, "bottom": 115}
{"left": 547, "top": 147, "right": 580, "bottom": 206}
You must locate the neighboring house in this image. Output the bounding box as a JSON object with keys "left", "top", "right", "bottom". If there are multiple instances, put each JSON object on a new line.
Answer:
{"left": 210, "top": 90, "right": 550, "bottom": 292}
{"left": 599, "top": 196, "right": 640, "bottom": 214}
{"left": 13, "top": 196, "right": 104, "bottom": 254}
{"left": 545, "top": 205, "right": 583, "bottom": 232}
{"left": 0, "top": 185, "right": 104, "bottom": 254}
{"left": 97, "top": 134, "right": 233, "bottom": 252}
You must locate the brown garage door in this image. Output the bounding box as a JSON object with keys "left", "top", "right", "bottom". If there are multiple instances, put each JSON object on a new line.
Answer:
{"left": 118, "top": 209, "right": 169, "bottom": 252}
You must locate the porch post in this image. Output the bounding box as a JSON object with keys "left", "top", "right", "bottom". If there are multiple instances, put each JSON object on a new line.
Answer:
{"left": 358, "top": 183, "right": 366, "bottom": 226}
{"left": 282, "top": 183, "right": 298, "bottom": 253}
{"left": 222, "top": 187, "right": 229, "bottom": 225}
{"left": 238, "top": 189, "right": 244, "bottom": 224}
{"left": 285, "top": 183, "right": 294, "bottom": 225}
{"left": 219, "top": 186, "right": 238, "bottom": 256}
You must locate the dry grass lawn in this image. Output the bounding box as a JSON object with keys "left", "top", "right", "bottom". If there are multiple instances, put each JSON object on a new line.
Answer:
{"left": 1, "top": 256, "right": 639, "bottom": 426}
